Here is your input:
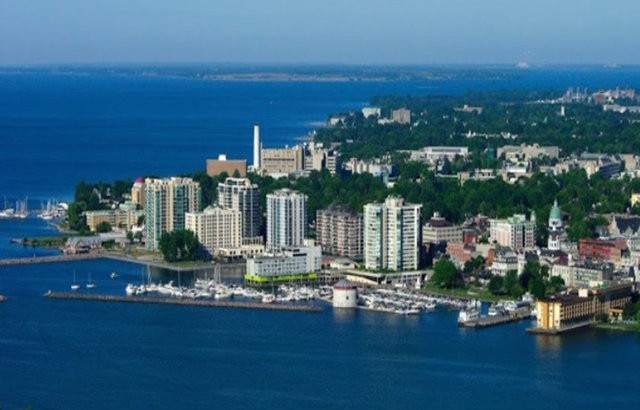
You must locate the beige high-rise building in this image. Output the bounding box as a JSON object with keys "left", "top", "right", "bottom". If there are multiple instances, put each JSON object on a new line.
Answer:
{"left": 489, "top": 213, "right": 537, "bottom": 251}
{"left": 131, "top": 177, "right": 145, "bottom": 209}
{"left": 144, "top": 177, "right": 201, "bottom": 250}
{"left": 186, "top": 206, "right": 242, "bottom": 257}
{"left": 316, "top": 205, "right": 363, "bottom": 260}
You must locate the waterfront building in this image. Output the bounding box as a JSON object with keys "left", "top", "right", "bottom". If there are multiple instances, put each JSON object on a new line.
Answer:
{"left": 422, "top": 212, "right": 463, "bottom": 244}
{"left": 185, "top": 206, "right": 242, "bottom": 257}
{"left": 547, "top": 200, "right": 564, "bottom": 251}
{"left": 85, "top": 202, "right": 143, "bottom": 232}
{"left": 266, "top": 189, "right": 308, "bottom": 252}
{"left": 131, "top": 177, "right": 145, "bottom": 209}
{"left": 489, "top": 213, "right": 537, "bottom": 251}
{"left": 206, "top": 154, "right": 247, "bottom": 177}
{"left": 245, "top": 245, "right": 321, "bottom": 279}
{"left": 316, "top": 205, "right": 363, "bottom": 260}
{"left": 216, "top": 177, "right": 261, "bottom": 243}
{"left": 261, "top": 145, "right": 305, "bottom": 175}
{"left": 144, "top": 177, "right": 201, "bottom": 250}
{"left": 535, "top": 283, "right": 632, "bottom": 332}
{"left": 364, "top": 196, "right": 422, "bottom": 271}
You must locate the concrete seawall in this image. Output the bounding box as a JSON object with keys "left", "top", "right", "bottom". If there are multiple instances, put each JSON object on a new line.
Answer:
{"left": 44, "top": 292, "right": 323, "bottom": 312}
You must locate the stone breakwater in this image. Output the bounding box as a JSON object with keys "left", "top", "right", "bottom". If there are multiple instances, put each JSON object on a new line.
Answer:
{"left": 44, "top": 292, "right": 324, "bottom": 312}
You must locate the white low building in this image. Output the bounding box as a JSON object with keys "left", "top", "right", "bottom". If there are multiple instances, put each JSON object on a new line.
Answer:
{"left": 246, "top": 246, "right": 321, "bottom": 277}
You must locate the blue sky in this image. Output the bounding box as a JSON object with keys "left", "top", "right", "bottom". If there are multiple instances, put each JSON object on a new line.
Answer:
{"left": 1, "top": 0, "right": 638, "bottom": 65}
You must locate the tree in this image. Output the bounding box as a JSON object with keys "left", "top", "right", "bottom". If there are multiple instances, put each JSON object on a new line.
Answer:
{"left": 137, "top": 215, "right": 145, "bottom": 227}
{"left": 126, "top": 231, "right": 134, "bottom": 244}
{"left": 488, "top": 275, "right": 504, "bottom": 295}
{"left": 430, "top": 259, "right": 463, "bottom": 289}
{"left": 95, "top": 221, "right": 112, "bottom": 233}
{"left": 528, "top": 277, "right": 546, "bottom": 299}
{"left": 158, "top": 230, "right": 200, "bottom": 263}
{"left": 546, "top": 276, "right": 565, "bottom": 295}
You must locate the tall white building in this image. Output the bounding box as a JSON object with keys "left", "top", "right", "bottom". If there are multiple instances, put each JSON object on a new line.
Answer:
{"left": 185, "top": 206, "right": 242, "bottom": 257}
{"left": 364, "top": 196, "right": 422, "bottom": 271}
{"left": 266, "top": 189, "right": 308, "bottom": 251}
{"left": 144, "top": 177, "right": 201, "bottom": 250}
{"left": 216, "top": 177, "right": 261, "bottom": 242}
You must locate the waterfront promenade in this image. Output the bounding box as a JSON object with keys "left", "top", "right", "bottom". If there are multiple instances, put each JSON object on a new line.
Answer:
{"left": 45, "top": 291, "right": 323, "bottom": 312}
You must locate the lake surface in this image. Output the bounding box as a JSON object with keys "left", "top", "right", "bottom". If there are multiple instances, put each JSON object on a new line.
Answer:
{"left": 1, "top": 66, "right": 640, "bottom": 409}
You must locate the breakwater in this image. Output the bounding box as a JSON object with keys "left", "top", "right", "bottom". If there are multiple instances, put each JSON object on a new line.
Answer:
{"left": 44, "top": 292, "right": 323, "bottom": 312}
{"left": 0, "top": 253, "right": 101, "bottom": 266}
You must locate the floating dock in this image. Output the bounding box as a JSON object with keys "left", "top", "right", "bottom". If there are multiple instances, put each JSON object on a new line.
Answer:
{"left": 44, "top": 292, "right": 323, "bottom": 312}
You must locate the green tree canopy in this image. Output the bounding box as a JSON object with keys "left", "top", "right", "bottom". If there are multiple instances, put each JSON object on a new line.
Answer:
{"left": 430, "top": 259, "right": 463, "bottom": 289}
{"left": 159, "top": 230, "right": 200, "bottom": 263}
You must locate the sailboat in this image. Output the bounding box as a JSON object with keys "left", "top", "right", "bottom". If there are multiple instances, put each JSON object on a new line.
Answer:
{"left": 86, "top": 272, "right": 96, "bottom": 289}
{"left": 71, "top": 271, "right": 80, "bottom": 291}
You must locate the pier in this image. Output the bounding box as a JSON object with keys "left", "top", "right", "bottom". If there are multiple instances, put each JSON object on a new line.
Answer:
{"left": 526, "top": 321, "right": 591, "bottom": 335}
{"left": 44, "top": 292, "right": 323, "bottom": 312}
{"left": 459, "top": 310, "right": 532, "bottom": 329}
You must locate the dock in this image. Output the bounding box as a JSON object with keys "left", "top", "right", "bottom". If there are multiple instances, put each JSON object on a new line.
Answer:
{"left": 459, "top": 311, "right": 531, "bottom": 329}
{"left": 44, "top": 292, "right": 323, "bottom": 312}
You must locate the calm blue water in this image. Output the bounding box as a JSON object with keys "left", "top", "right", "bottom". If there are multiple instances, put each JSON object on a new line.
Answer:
{"left": 1, "top": 66, "right": 640, "bottom": 409}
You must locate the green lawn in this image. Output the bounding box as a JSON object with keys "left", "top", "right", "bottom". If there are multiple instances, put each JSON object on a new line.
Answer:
{"left": 422, "top": 283, "right": 515, "bottom": 302}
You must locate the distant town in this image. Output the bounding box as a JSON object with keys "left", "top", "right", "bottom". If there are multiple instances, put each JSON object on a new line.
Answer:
{"left": 13, "top": 86, "right": 640, "bottom": 334}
